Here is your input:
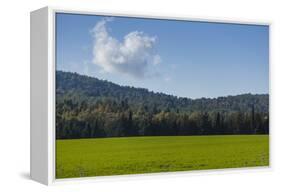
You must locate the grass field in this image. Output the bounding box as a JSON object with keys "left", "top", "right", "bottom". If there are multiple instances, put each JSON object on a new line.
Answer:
{"left": 56, "top": 135, "right": 269, "bottom": 179}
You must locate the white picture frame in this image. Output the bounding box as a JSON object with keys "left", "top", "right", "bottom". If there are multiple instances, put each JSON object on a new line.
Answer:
{"left": 30, "top": 6, "right": 270, "bottom": 185}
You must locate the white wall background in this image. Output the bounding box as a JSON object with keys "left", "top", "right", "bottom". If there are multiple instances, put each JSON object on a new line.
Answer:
{"left": 0, "top": 0, "right": 280, "bottom": 191}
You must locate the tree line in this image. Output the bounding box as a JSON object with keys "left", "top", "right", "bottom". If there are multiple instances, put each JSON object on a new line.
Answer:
{"left": 56, "top": 98, "right": 269, "bottom": 139}
{"left": 55, "top": 71, "right": 269, "bottom": 139}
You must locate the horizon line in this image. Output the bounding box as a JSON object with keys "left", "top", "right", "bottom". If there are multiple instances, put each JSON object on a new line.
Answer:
{"left": 56, "top": 70, "right": 269, "bottom": 100}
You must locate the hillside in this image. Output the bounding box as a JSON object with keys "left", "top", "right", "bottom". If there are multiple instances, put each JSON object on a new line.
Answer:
{"left": 56, "top": 71, "right": 269, "bottom": 113}
{"left": 56, "top": 71, "right": 269, "bottom": 139}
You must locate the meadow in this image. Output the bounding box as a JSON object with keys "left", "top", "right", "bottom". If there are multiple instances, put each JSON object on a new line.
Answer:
{"left": 56, "top": 135, "right": 269, "bottom": 179}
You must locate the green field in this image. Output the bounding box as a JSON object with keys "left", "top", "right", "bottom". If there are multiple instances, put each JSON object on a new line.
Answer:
{"left": 56, "top": 135, "right": 269, "bottom": 179}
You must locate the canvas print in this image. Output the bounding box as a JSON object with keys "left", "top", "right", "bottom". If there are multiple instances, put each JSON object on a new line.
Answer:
{"left": 55, "top": 13, "right": 269, "bottom": 179}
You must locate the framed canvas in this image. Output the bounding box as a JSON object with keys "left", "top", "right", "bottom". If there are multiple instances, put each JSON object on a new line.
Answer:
{"left": 30, "top": 7, "right": 270, "bottom": 185}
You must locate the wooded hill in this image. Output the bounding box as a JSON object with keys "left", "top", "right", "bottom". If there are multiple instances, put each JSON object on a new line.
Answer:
{"left": 56, "top": 71, "right": 269, "bottom": 139}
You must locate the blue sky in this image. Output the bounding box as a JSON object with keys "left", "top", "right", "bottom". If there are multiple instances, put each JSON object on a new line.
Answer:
{"left": 56, "top": 13, "right": 269, "bottom": 99}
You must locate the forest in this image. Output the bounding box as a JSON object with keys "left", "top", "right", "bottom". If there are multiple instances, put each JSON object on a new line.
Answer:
{"left": 56, "top": 71, "right": 269, "bottom": 139}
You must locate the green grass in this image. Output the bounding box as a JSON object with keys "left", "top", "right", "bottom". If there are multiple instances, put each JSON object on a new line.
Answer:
{"left": 56, "top": 135, "right": 269, "bottom": 179}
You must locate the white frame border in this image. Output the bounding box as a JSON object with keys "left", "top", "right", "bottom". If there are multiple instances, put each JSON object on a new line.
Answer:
{"left": 45, "top": 6, "right": 271, "bottom": 185}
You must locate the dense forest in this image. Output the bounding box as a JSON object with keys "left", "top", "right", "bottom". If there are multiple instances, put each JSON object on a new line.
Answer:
{"left": 56, "top": 71, "right": 269, "bottom": 139}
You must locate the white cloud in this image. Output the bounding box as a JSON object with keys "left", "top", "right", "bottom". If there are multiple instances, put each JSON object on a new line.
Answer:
{"left": 91, "top": 18, "right": 161, "bottom": 79}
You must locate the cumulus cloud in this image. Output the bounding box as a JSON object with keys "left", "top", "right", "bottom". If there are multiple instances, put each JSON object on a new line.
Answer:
{"left": 91, "top": 18, "right": 161, "bottom": 79}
